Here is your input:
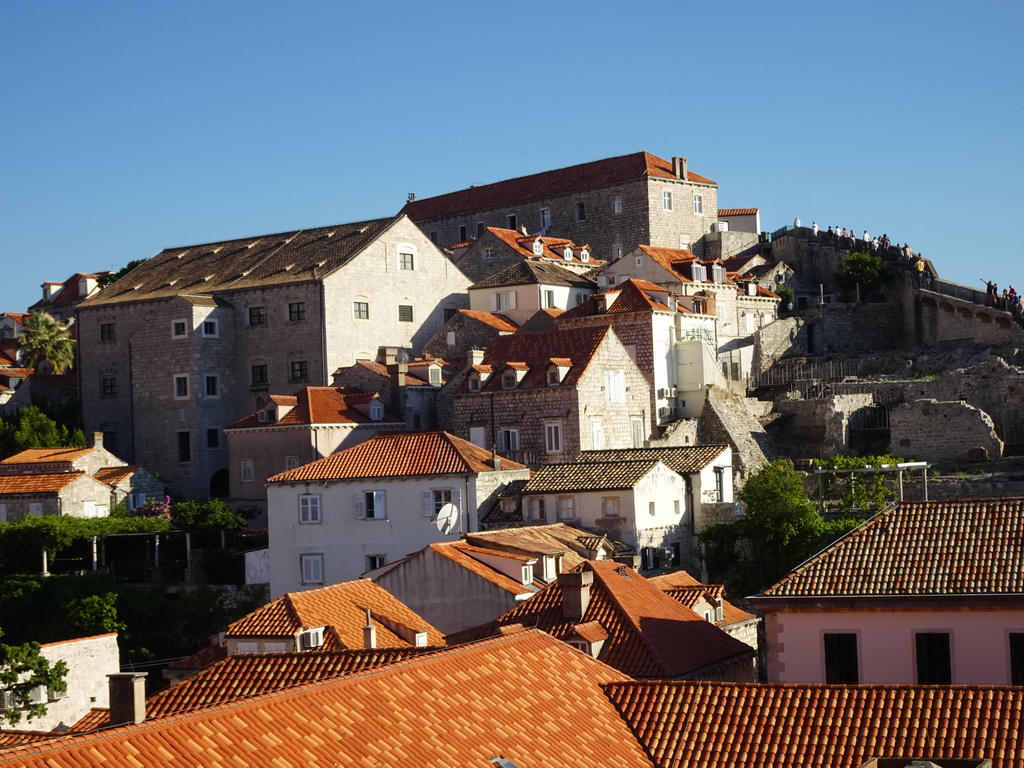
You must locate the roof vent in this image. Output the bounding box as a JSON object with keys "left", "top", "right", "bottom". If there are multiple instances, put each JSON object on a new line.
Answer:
{"left": 203, "top": 275, "right": 214, "bottom": 282}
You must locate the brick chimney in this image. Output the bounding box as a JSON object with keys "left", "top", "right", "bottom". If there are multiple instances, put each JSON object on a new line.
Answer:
{"left": 672, "top": 156, "right": 688, "bottom": 180}
{"left": 107, "top": 672, "right": 147, "bottom": 725}
{"left": 558, "top": 570, "right": 593, "bottom": 621}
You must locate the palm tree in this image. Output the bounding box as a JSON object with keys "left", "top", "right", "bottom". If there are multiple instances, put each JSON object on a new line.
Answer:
{"left": 19, "top": 312, "right": 76, "bottom": 374}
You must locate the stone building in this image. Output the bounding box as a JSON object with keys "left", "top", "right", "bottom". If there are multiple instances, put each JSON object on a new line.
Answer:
{"left": 331, "top": 352, "right": 451, "bottom": 431}
{"left": 467, "top": 260, "right": 596, "bottom": 327}
{"left": 421, "top": 309, "right": 518, "bottom": 363}
{"left": 76, "top": 215, "right": 470, "bottom": 499}
{"left": 450, "top": 226, "right": 601, "bottom": 283}
{"left": 447, "top": 326, "right": 651, "bottom": 467}
{"left": 401, "top": 151, "right": 720, "bottom": 262}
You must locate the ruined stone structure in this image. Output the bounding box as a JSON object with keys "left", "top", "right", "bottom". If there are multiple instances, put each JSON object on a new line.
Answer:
{"left": 889, "top": 399, "right": 1003, "bottom": 462}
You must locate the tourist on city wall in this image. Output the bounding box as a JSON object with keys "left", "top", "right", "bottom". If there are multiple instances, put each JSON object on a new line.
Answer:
{"left": 811, "top": 221, "right": 818, "bottom": 238}
{"left": 915, "top": 255, "right": 927, "bottom": 287}
{"left": 794, "top": 216, "right": 801, "bottom": 229}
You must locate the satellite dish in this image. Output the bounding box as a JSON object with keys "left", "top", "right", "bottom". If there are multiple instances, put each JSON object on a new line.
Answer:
{"left": 436, "top": 502, "right": 461, "bottom": 535}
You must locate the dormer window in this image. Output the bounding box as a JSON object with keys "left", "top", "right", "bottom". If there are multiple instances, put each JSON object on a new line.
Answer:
{"left": 533, "top": 239, "right": 543, "bottom": 256}
{"left": 370, "top": 404, "right": 383, "bottom": 421}
{"left": 548, "top": 367, "right": 560, "bottom": 385}
{"left": 580, "top": 249, "right": 590, "bottom": 262}
{"left": 468, "top": 374, "right": 481, "bottom": 391}
{"left": 428, "top": 367, "right": 441, "bottom": 386}
{"left": 521, "top": 566, "right": 532, "bottom": 585}
{"left": 692, "top": 263, "right": 707, "bottom": 282}
{"left": 563, "top": 246, "right": 573, "bottom": 260}
{"left": 502, "top": 370, "right": 517, "bottom": 389}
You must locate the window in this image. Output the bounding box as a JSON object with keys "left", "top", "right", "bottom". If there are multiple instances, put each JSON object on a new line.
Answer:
{"left": 429, "top": 231, "right": 437, "bottom": 244}
{"left": 177, "top": 432, "right": 191, "bottom": 463}
{"left": 556, "top": 497, "right": 575, "bottom": 521}
{"left": 591, "top": 420, "right": 603, "bottom": 450}
{"left": 693, "top": 194, "right": 703, "bottom": 214}
{"left": 497, "top": 428, "right": 519, "bottom": 451}
{"left": 370, "top": 404, "right": 383, "bottom": 420}
{"left": 507, "top": 214, "right": 517, "bottom": 231}
{"left": 249, "top": 306, "right": 267, "bottom": 326}
{"left": 102, "top": 377, "right": 117, "bottom": 397}
{"left": 916, "top": 632, "right": 952, "bottom": 684}
{"left": 366, "top": 554, "right": 387, "bottom": 571}
{"left": 540, "top": 208, "right": 551, "bottom": 229}
{"left": 290, "top": 361, "right": 309, "bottom": 382}
{"left": 99, "top": 322, "right": 115, "bottom": 341}
{"left": 612, "top": 196, "right": 622, "bottom": 215}
{"left": 1011, "top": 633, "right": 1024, "bottom": 686}
{"left": 713, "top": 467, "right": 724, "bottom": 502}
{"left": 602, "top": 497, "right": 621, "bottom": 517}
{"left": 300, "top": 554, "right": 324, "bottom": 585}
{"left": 529, "top": 497, "right": 545, "bottom": 521}
{"left": 548, "top": 367, "right": 561, "bottom": 386}
{"left": 398, "top": 305, "right": 414, "bottom": 322}
{"left": 663, "top": 191, "right": 672, "bottom": 211}
{"left": 428, "top": 367, "right": 441, "bottom": 385}
{"left": 502, "top": 370, "right": 517, "bottom": 389}
{"left": 631, "top": 419, "right": 645, "bottom": 449}
{"left": 202, "top": 319, "right": 219, "bottom": 337}
{"left": 824, "top": 633, "right": 859, "bottom": 684}
{"left": 251, "top": 364, "right": 268, "bottom": 385}
{"left": 428, "top": 488, "right": 454, "bottom": 517}
{"left": 207, "top": 428, "right": 221, "bottom": 449}
{"left": 236, "top": 641, "right": 259, "bottom": 653}
{"left": 205, "top": 375, "right": 219, "bottom": 398}
{"left": 285, "top": 455, "right": 300, "bottom": 470}
{"left": 649, "top": 501, "right": 656, "bottom": 516}
{"left": 299, "top": 494, "right": 322, "bottom": 524}
{"left": 459, "top": 225, "right": 468, "bottom": 242}
{"left": 355, "top": 490, "right": 386, "bottom": 519}
{"left": 680, "top": 238, "right": 690, "bottom": 252}
{"left": 353, "top": 301, "right": 369, "bottom": 320}
{"left": 240, "top": 458, "right": 254, "bottom": 482}
{"left": 399, "top": 251, "right": 414, "bottom": 270}
{"left": 544, "top": 421, "right": 562, "bottom": 453}
{"left": 174, "top": 374, "right": 189, "bottom": 399}
{"left": 494, "top": 291, "right": 515, "bottom": 311}
{"left": 27, "top": 501, "right": 43, "bottom": 516}
{"left": 172, "top": 320, "right": 188, "bottom": 338}
{"left": 103, "top": 430, "right": 118, "bottom": 455}
{"left": 443, "top": 306, "right": 457, "bottom": 321}
{"left": 476, "top": 222, "right": 485, "bottom": 237}
{"left": 576, "top": 202, "right": 586, "bottom": 221}
{"left": 532, "top": 239, "right": 543, "bottom": 256}
{"left": 288, "top": 302, "right": 306, "bottom": 321}
{"left": 604, "top": 370, "right": 626, "bottom": 403}
{"left": 544, "top": 289, "right": 556, "bottom": 308}
{"left": 484, "top": 247, "right": 494, "bottom": 260}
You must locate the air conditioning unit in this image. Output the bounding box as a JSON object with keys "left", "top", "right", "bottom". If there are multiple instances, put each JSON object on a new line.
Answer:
{"left": 299, "top": 627, "right": 325, "bottom": 649}
{"left": 0, "top": 691, "right": 15, "bottom": 710}
{"left": 668, "top": 387, "right": 678, "bottom": 398}
{"left": 658, "top": 406, "right": 672, "bottom": 418}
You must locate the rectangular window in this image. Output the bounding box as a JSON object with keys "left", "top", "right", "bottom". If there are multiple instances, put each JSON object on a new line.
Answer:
{"left": 824, "top": 633, "right": 859, "bottom": 683}
{"left": 693, "top": 194, "right": 704, "bottom": 214}
{"left": 649, "top": 501, "right": 656, "bottom": 516}
{"left": 300, "top": 554, "right": 324, "bottom": 585}
{"left": 202, "top": 319, "right": 219, "bottom": 337}
{"left": 99, "top": 322, "right": 115, "bottom": 341}
{"left": 540, "top": 208, "right": 551, "bottom": 229}
{"left": 353, "top": 301, "right": 369, "bottom": 320}
{"left": 484, "top": 247, "right": 494, "bottom": 260}
{"left": 177, "top": 432, "right": 191, "bottom": 463}
{"left": 591, "top": 420, "right": 603, "bottom": 450}
{"left": 355, "top": 490, "right": 387, "bottom": 519}
{"left": 544, "top": 289, "right": 556, "bottom": 308}
{"left": 612, "top": 196, "right": 622, "bottom": 215}
{"left": 494, "top": 292, "right": 514, "bottom": 312}
{"left": 714, "top": 467, "right": 725, "bottom": 502}
{"left": 29, "top": 502, "right": 43, "bottom": 516}
{"left": 604, "top": 370, "right": 626, "bottom": 403}
{"left": 370, "top": 403, "right": 383, "bottom": 420}
{"left": 285, "top": 455, "right": 300, "bottom": 470}
{"left": 663, "top": 191, "right": 672, "bottom": 211}
{"left": 174, "top": 374, "right": 189, "bottom": 399}
{"left": 529, "top": 497, "right": 545, "bottom": 522}
{"left": 102, "top": 377, "right": 117, "bottom": 397}
{"left": 1011, "top": 633, "right": 1024, "bottom": 686}
{"left": 429, "top": 231, "right": 437, "bottom": 244}
{"left": 172, "top": 320, "right": 188, "bottom": 338}
{"left": 576, "top": 202, "right": 586, "bottom": 221}
{"left": 251, "top": 364, "right": 268, "bottom": 385}
{"left": 240, "top": 458, "right": 254, "bottom": 482}
{"left": 443, "top": 307, "right": 457, "bottom": 321}
{"left": 288, "top": 302, "right": 306, "bottom": 321}
{"left": 366, "top": 554, "right": 387, "bottom": 571}
{"left": 556, "top": 496, "right": 575, "bottom": 521}
{"left": 299, "top": 494, "right": 322, "bottom": 524}
{"left": 507, "top": 214, "right": 517, "bottom": 231}
{"left": 497, "top": 428, "right": 519, "bottom": 451}
{"left": 916, "top": 632, "right": 952, "bottom": 684}
{"left": 103, "top": 431, "right": 118, "bottom": 455}
{"left": 476, "top": 222, "right": 485, "bottom": 238}
{"left": 206, "top": 428, "right": 220, "bottom": 449}
{"left": 431, "top": 489, "right": 453, "bottom": 516}
{"left": 398, "top": 305, "right": 414, "bottom": 323}
{"left": 205, "top": 375, "right": 219, "bottom": 398}
{"left": 602, "top": 497, "right": 620, "bottom": 517}
{"left": 459, "top": 225, "right": 468, "bottom": 242}
{"left": 399, "top": 252, "right": 414, "bottom": 270}
{"left": 544, "top": 422, "right": 562, "bottom": 453}
{"left": 249, "top": 306, "right": 267, "bottom": 326}
{"left": 290, "top": 361, "right": 309, "bottom": 382}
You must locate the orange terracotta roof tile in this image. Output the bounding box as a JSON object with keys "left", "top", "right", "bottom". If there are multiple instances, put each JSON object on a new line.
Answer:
{"left": 759, "top": 498, "right": 1024, "bottom": 598}
{"left": 465, "top": 523, "right": 607, "bottom": 569}
{"left": 0, "top": 730, "right": 60, "bottom": 747}
{"left": 0, "top": 447, "right": 94, "bottom": 464}
{"left": 606, "top": 680, "right": 1024, "bottom": 768}
{"left": 569, "top": 620, "right": 608, "bottom": 643}
{"left": 227, "top": 579, "right": 445, "bottom": 648}
{"left": 558, "top": 279, "right": 682, "bottom": 320}
{"left": 227, "top": 387, "right": 404, "bottom": 430}
{"left": 466, "top": 326, "right": 611, "bottom": 392}
{"left": 92, "top": 466, "right": 137, "bottom": 487}
{"left": 649, "top": 571, "right": 757, "bottom": 627}
{"left": 0, "top": 472, "right": 87, "bottom": 494}
{"left": 494, "top": 561, "right": 753, "bottom": 678}
{"left": 576, "top": 446, "right": 729, "bottom": 474}
{"left": 428, "top": 542, "right": 534, "bottom": 597}
{"left": 267, "top": 431, "right": 522, "bottom": 483}
{"left": 401, "top": 151, "right": 716, "bottom": 221}
{"left": 469, "top": 260, "right": 597, "bottom": 290}
{"left": 524, "top": 460, "right": 663, "bottom": 493}
{"left": 165, "top": 639, "right": 228, "bottom": 672}
{"left": 0, "top": 631, "right": 652, "bottom": 768}
{"left": 455, "top": 309, "right": 519, "bottom": 332}
{"left": 63, "top": 707, "right": 111, "bottom": 733}
{"left": 717, "top": 208, "right": 758, "bottom": 216}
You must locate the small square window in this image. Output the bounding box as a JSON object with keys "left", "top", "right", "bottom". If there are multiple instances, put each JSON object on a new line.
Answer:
{"left": 251, "top": 364, "right": 268, "bottom": 386}
{"left": 366, "top": 554, "right": 387, "bottom": 571}
{"left": 353, "top": 301, "right": 369, "bottom": 320}
{"left": 177, "top": 432, "right": 191, "bottom": 463}
{"left": 285, "top": 455, "right": 300, "bottom": 470}
{"left": 484, "top": 247, "right": 494, "bottom": 260}
{"left": 663, "top": 191, "right": 673, "bottom": 211}
{"left": 205, "top": 375, "right": 219, "bottom": 398}
{"left": 202, "top": 319, "right": 219, "bottom": 337}
{"left": 99, "top": 322, "right": 115, "bottom": 341}
{"left": 290, "top": 361, "right": 309, "bottom": 382}
{"left": 443, "top": 307, "right": 457, "bottom": 321}
{"left": 398, "top": 305, "right": 414, "bottom": 323}
{"left": 288, "top": 302, "right": 306, "bottom": 322}
{"left": 172, "top": 320, "right": 188, "bottom": 339}
{"left": 102, "top": 377, "right": 117, "bottom": 397}
{"left": 174, "top": 374, "right": 189, "bottom": 399}
{"left": 399, "top": 252, "right": 414, "bottom": 270}
{"left": 207, "top": 428, "right": 221, "bottom": 449}
{"left": 249, "top": 306, "right": 267, "bottom": 326}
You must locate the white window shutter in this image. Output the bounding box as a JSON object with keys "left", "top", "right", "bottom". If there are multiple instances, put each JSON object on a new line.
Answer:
{"left": 423, "top": 490, "right": 434, "bottom": 517}
{"left": 354, "top": 493, "right": 364, "bottom": 518}
{"left": 374, "top": 491, "right": 386, "bottom": 518}
{"left": 508, "top": 291, "right": 517, "bottom": 309}
{"left": 491, "top": 293, "right": 498, "bottom": 311}
{"left": 451, "top": 488, "right": 462, "bottom": 511}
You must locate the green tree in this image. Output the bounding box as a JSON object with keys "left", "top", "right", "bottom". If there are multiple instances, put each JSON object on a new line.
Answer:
{"left": 813, "top": 454, "right": 905, "bottom": 517}
{"left": 7, "top": 406, "right": 85, "bottom": 455}
{"left": 0, "top": 629, "right": 67, "bottom": 726}
{"left": 19, "top": 312, "right": 76, "bottom": 374}
{"left": 96, "top": 259, "right": 148, "bottom": 290}
{"left": 64, "top": 592, "right": 126, "bottom": 635}
{"left": 834, "top": 250, "right": 889, "bottom": 301}
{"left": 170, "top": 499, "right": 245, "bottom": 531}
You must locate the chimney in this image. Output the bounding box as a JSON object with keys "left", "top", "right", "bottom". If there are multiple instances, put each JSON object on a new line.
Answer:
{"left": 107, "top": 672, "right": 147, "bottom": 725}
{"left": 363, "top": 608, "right": 376, "bottom": 649}
{"left": 468, "top": 348, "right": 485, "bottom": 366}
{"left": 378, "top": 346, "right": 398, "bottom": 365}
{"left": 90, "top": 431, "right": 104, "bottom": 449}
{"left": 491, "top": 449, "right": 502, "bottom": 470}
{"left": 520, "top": 226, "right": 528, "bottom": 235}
{"left": 387, "top": 358, "right": 408, "bottom": 416}
{"left": 672, "top": 156, "right": 688, "bottom": 180}
{"left": 558, "top": 570, "right": 593, "bottom": 621}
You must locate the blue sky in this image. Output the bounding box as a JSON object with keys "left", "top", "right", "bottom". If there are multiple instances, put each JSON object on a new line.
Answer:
{"left": 3, "top": 1, "right": 1021, "bottom": 311}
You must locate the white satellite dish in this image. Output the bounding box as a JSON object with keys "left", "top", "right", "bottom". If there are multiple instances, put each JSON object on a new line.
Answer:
{"left": 436, "top": 502, "right": 461, "bottom": 535}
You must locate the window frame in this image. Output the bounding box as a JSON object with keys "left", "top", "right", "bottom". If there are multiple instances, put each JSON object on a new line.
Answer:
{"left": 366, "top": 554, "right": 387, "bottom": 571}
{"left": 205, "top": 374, "right": 219, "bottom": 398}
{"left": 299, "top": 494, "right": 322, "bottom": 524}
{"left": 398, "top": 251, "right": 415, "bottom": 271}
{"left": 823, "top": 632, "right": 860, "bottom": 684}
{"left": 355, "top": 490, "right": 387, "bottom": 520}
{"left": 177, "top": 431, "right": 191, "bottom": 463}
{"left": 101, "top": 376, "right": 117, "bottom": 397}
{"left": 240, "top": 458, "right": 254, "bottom": 483}
{"left": 290, "top": 360, "right": 309, "bottom": 382}
{"left": 916, "top": 632, "right": 952, "bottom": 684}
{"left": 398, "top": 304, "right": 414, "bottom": 323}
{"left": 540, "top": 208, "right": 551, "bottom": 229}
{"left": 171, "top": 319, "right": 188, "bottom": 339}
{"left": 663, "top": 191, "right": 673, "bottom": 211}
{"left": 612, "top": 195, "right": 623, "bottom": 215}
{"left": 353, "top": 301, "right": 370, "bottom": 320}
{"left": 173, "top": 374, "right": 189, "bottom": 400}
{"left": 544, "top": 421, "right": 562, "bottom": 454}
{"left": 99, "top": 322, "right": 115, "bottom": 342}
{"left": 576, "top": 202, "right": 586, "bottom": 221}
{"left": 300, "top": 553, "right": 324, "bottom": 585}
{"left": 497, "top": 427, "right": 519, "bottom": 452}
{"left": 602, "top": 497, "right": 621, "bottom": 517}
{"left": 206, "top": 428, "right": 221, "bottom": 449}
{"left": 693, "top": 194, "right": 704, "bottom": 214}
{"left": 288, "top": 302, "right": 306, "bottom": 322}
{"left": 248, "top": 306, "right": 267, "bottom": 326}
{"left": 201, "top": 319, "right": 219, "bottom": 338}
{"left": 251, "top": 364, "right": 269, "bottom": 386}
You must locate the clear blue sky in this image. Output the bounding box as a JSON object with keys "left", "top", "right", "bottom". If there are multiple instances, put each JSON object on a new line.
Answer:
{"left": 3, "top": 0, "right": 1021, "bottom": 311}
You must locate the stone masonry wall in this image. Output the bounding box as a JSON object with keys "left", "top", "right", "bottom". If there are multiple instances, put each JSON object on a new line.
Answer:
{"left": 900, "top": 359, "right": 1024, "bottom": 426}
{"left": 699, "top": 388, "right": 774, "bottom": 484}
{"left": 889, "top": 399, "right": 1003, "bottom": 462}
{"left": 772, "top": 394, "right": 875, "bottom": 459}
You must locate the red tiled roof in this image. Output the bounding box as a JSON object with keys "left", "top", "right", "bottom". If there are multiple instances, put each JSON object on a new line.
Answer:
{"left": 759, "top": 498, "right": 1024, "bottom": 598}
{"left": 227, "top": 386, "right": 403, "bottom": 430}
{"left": 494, "top": 561, "right": 753, "bottom": 679}
{"left": 467, "top": 326, "right": 611, "bottom": 392}
{"left": 455, "top": 309, "right": 519, "bottom": 332}
{"left": 427, "top": 541, "right": 535, "bottom": 597}
{"left": 148, "top": 649, "right": 430, "bottom": 718}
{"left": 227, "top": 579, "right": 445, "bottom": 648}
{"left": 165, "top": 638, "right": 228, "bottom": 672}
{"left": 464, "top": 523, "right": 610, "bottom": 570}
{"left": 487, "top": 228, "right": 600, "bottom": 266}
{"left": 575, "top": 446, "right": 729, "bottom": 474}
{"left": 0, "top": 472, "right": 87, "bottom": 494}
{"left": 92, "top": 466, "right": 137, "bottom": 487}
{"left": 63, "top": 708, "right": 112, "bottom": 733}
{"left": 335, "top": 359, "right": 443, "bottom": 387}
{"left": 0, "top": 447, "right": 94, "bottom": 465}
{"left": 523, "top": 460, "right": 663, "bottom": 493}
{"left": 606, "top": 680, "right": 1024, "bottom": 768}
{"left": 400, "top": 151, "right": 716, "bottom": 221}
{"left": 268, "top": 431, "right": 522, "bottom": 483}
{"left": 649, "top": 572, "right": 757, "bottom": 628}
{"left": 0, "top": 731, "right": 60, "bottom": 747}
{"left": 717, "top": 208, "right": 758, "bottom": 216}
{"left": 0, "top": 631, "right": 652, "bottom": 768}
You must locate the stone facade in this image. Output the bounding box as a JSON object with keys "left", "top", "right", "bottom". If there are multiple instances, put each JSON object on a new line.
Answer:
{"left": 889, "top": 399, "right": 1003, "bottom": 462}
{"left": 0, "top": 473, "right": 113, "bottom": 522}
{"left": 421, "top": 310, "right": 517, "bottom": 364}
{"left": 772, "top": 393, "right": 877, "bottom": 460}
{"left": 698, "top": 388, "right": 774, "bottom": 484}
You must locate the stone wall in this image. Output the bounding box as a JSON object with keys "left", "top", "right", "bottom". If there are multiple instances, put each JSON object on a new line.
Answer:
{"left": 889, "top": 399, "right": 1003, "bottom": 462}
{"left": 422, "top": 312, "right": 510, "bottom": 363}
{"left": 772, "top": 393, "right": 875, "bottom": 459}
{"left": 699, "top": 388, "right": 774, "bottom": 483}
{"left": 901, "top": 359, "right": 1024, "bottom": 426}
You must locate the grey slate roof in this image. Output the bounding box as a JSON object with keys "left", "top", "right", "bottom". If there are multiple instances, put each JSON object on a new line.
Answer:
{"left": 574, "top": 446, "right": 729, "bottom": 474}
{"left": 523, "top": 460, "right": 664, "bottom": 493}
{"left": 81, "top": 216, "right": 404, "bottom": 307}
{"left": 469, "top": 260, "right": 597, "bottom": 291}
